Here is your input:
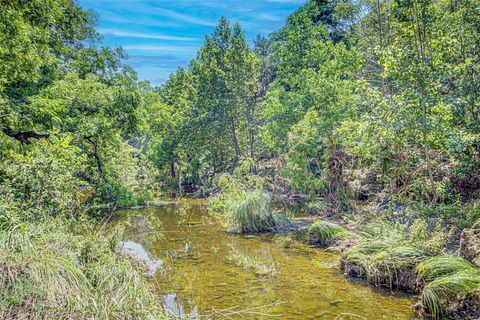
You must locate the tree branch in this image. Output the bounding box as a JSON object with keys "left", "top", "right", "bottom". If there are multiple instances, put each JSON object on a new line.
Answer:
{"left": 1, "top": 126, "right": 49, "bottom": 144}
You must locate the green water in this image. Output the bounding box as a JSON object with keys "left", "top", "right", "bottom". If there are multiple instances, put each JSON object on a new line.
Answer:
{"left": 112, "top": 200, "right": 417, "bottom": 320}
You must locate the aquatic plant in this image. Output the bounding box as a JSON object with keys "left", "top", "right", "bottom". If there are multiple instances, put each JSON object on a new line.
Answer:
{"left": 208, "top": 174, "right": 282, "bottom": 234}
{"left": 226, "top": 189, "right": 274, "bottom": 233}
{"left": 227, "top": 244, "right": 277, "bottom": 276}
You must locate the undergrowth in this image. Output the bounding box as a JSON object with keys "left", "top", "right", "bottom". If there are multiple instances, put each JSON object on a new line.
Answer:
{"left": 0, "top": 217, "right": 166, "bottom": 320}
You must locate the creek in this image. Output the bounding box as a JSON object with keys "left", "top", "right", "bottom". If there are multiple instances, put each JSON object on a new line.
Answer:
{"left": 111, "top": 200, "right": 417, "bottom": 319}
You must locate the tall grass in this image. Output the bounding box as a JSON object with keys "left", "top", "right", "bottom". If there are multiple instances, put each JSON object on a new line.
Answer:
{"left": 342, "top": 222, "right": 425, "bottom": 290}
{"left": 0, "top": 218, "right": 166, "bottom": 319}
{"left": 344, "top": 240, "right": 423, "bottom": 287}
{"left": 225, "top": 190, "right": 275, "bottom": 233}
{"left": 417, "top": 255, "right": 476, "bottom": 282}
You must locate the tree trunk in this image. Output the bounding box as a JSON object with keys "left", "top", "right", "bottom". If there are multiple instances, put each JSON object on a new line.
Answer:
{"left": 169, "top": 160, "right": 176, "bottom": 178}
{"left": 85, "top": 136, "right": 103, "bottom": 175}
{"left": 230, "top": 120, "right": 241, "bottom": 161}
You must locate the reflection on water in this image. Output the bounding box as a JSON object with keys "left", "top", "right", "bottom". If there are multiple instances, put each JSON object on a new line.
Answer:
{"left": 120, "top": 240, "right": 163, "bottom": 276}
{"left": 112, "top": 201, "right": 418, "bottom": 320}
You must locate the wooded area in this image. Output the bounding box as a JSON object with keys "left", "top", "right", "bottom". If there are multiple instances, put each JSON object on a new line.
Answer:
{"left": 1, "top": 0, "right": 479, "bottom": 319}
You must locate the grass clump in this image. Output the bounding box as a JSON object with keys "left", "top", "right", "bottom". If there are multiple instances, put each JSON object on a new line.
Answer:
{"left": 341, "top": 221, "right": 427, "bottom": 291}
{"left": 421, "top": 270, "right": 480, "bottom": 318}
{"left": 308, "top": 220, "right": 352, "bottom": 246}
{"left": 209, "top": 173, "right": 291, "bottom": 234}
{"left": 344, "top": 241, "right": 423, "bottom": 290}
{"left": 273, "top": 213, "right": 293, "bottom": 228}
{"left": 417, "top": 255, "right": 480, "bottom": 318}
{"left": 417, "top": 255, "right": 477, "bottom": 282}
{"left": 227, "top": 189, "right": 274, "bottom": 233}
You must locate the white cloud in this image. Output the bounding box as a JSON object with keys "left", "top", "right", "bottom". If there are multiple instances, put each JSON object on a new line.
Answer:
{"left": 122, "top": 44, "right": 199, "bottom": 54}
{"left": 157, "top": 9, "right": 217, "bottom": 27}
{"left": 98, "top": 28, "right": 196, "bottom": 41}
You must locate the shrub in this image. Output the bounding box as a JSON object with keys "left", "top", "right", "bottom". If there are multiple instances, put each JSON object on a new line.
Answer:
{"left": 92, "top": 177, "right": 151, "bottom": 210}
{"left": 0, "top": 137, "right": 85, "bottom": 220}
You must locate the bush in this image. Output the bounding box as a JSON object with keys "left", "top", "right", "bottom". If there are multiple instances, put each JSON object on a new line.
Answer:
{"left": 92, "top": 177, "right": 151, "bottom": 210}
{"left": 0, "top": 136, "right": 85, "bottom": 220}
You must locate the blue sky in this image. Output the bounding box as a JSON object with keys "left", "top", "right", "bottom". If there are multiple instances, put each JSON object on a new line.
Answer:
{"left": 79, "top": 0, "right": 306, "bottom": 85}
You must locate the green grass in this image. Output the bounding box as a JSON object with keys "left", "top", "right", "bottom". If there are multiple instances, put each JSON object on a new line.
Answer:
{"left": 342, "top": 222, "right": 426, "bottom": 289}
{"left": 417, "top": 255, "right": 477, "bottom": 282}
{"left": 345, "top": 240, "right": 423, "bottom": 286}
{"left": 308, "top": 220, "right": 352, "bottom": 245}
{"left": 226, "top": 189, "right": 274, "bottom": 233}
{"left": 273, "top": 213, "right": 293, "bottom": 228}
{"left": 417, "top": 255, "right": 480, "bottom": 317}
{"left": 421, "top": 269, "right": 480, "bottom": 318}
{"left": 0, "top": 218, "right": 166, "bottom": 319}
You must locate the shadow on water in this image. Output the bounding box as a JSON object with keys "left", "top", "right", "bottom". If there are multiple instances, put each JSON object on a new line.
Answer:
{"left": 111, "top": 200, "right": 419, "bottom": 320}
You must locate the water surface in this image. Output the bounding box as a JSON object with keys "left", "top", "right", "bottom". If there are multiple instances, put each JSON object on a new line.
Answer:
{"left": 112, "top": 200, "right": 417, "bottom": 320}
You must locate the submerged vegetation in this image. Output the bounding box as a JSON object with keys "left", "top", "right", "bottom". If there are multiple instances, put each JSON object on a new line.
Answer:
{"left": 1, "top": 0, "right": 479, "bottom": 318}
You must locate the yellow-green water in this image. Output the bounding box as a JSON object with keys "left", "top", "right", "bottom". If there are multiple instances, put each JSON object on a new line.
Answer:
{"left": 112, "top": 200, "right": 418, "bottom": 320}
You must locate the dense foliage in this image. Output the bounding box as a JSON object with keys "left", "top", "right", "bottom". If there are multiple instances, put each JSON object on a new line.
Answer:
{"left": 1, "top": 0, "right": 479, "bottom": 318}
{"left": 147, "top": 0, "right": 479, "bottom": 212}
